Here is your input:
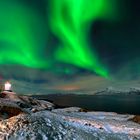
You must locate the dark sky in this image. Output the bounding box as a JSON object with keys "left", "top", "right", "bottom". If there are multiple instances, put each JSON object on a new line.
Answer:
{"left": 0, "top": 0, "right": 140, "bottom": 92}
{"left": 90, "top": 0, "right": 140, "bottom": 77}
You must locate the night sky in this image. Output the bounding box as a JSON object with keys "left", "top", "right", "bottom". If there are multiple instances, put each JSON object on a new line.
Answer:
{"left": 0, "top": 0, "right": 140, "bottom": 92}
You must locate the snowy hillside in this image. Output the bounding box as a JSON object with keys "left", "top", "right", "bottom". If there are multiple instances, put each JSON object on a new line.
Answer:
{"left": 0, "top": 91, "right": 139, "bottom": 140}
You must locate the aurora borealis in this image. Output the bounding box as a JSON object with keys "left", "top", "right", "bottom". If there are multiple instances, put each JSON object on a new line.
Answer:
{"left": 0, "top": 0, "right": 48, "bottom": 68}
{"left": 49, "top": 0, "right": 118, "bottom": 78}
{"left": 0, "top": 0, "right": 140, "bottom": 84}
{"left": 0, "top": 0, "right": 119, "bottom": 78}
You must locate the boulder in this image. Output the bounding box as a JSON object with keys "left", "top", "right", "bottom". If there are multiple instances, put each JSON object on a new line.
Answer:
{"left": 0, "top": 91, "right": 55, "bottom": 119}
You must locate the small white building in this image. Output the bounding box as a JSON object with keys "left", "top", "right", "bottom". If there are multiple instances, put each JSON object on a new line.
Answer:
{"left": 4, "top": 81, "right": 12, "bottom": 91}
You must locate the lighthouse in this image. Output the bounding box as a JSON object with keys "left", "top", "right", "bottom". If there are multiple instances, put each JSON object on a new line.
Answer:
{"left": 4, "top": 81, "right": 12, "bottom": 92}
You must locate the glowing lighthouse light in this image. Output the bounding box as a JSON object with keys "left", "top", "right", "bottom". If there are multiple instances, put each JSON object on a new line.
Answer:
{"left": 4, "top": 81, "right": 12, "bottom": 91}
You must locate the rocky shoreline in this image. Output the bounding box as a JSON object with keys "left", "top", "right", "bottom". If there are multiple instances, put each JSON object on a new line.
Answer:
{"left": 0, "top": 91, "right": 139, "bottom": 140}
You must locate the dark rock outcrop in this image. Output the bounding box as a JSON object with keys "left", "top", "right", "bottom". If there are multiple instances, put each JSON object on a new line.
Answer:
{"left": 131, "top": 115, "right": 140, "bottom": 124}
{"left": 0, "top": 91, "right": 54, "bottom": 119}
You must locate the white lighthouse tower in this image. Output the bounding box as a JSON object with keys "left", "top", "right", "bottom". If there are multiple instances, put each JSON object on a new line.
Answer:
{"left": 4, "top": 81, "right": 12, "bottom": 91}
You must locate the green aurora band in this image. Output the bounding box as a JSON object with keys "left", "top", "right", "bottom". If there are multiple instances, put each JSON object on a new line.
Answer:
{"left": 49, "top": 0, "right": 118, "bottom": 78}
{"left": 0, "top": 0, "right": 119, "bottom": 78}
{"left": 0, "top": 0, "right": 48, "bottom": 68}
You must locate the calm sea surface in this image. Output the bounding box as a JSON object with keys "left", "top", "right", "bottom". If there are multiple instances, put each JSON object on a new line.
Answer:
{"left": 32, "top": 94, "right": 140, "bottom": 115}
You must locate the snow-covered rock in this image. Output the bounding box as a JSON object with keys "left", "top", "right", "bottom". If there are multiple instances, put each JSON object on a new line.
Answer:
{"left": 94, "top": 86, "right": 140, "bottom": 95}
{"left": 0, "top": 92, "right": 139, "bottom": 140}
{"left": 0, "top": 91, "right": 55, "bottom": 118}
